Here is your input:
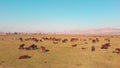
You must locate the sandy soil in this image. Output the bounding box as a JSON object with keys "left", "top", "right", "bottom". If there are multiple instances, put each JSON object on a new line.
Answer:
{"left": 0, "top": 34, "right": 120, "bottom": 68}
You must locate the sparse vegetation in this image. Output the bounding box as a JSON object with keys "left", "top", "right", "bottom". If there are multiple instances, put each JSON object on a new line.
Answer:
{"left": 0, "top": 34, "right": 120, "bottom": 68}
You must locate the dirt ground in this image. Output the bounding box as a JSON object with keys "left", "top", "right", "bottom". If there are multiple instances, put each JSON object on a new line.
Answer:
{"left": 0, "top": 34, "right": 120, "bottom": 68}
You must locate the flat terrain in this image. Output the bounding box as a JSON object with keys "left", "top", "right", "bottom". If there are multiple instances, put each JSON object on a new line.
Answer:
{"left": 0, "top": 34, "right": 120, "bottom": 68}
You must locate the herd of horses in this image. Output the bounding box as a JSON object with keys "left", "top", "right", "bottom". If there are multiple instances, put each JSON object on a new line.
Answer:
{"left": 16, "top": 36, "right": 120, "bottom": 59}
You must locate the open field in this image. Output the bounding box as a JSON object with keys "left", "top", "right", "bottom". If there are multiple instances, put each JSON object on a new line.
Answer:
{"left": 0, "top": 34, "right": 120, "bottom": 68}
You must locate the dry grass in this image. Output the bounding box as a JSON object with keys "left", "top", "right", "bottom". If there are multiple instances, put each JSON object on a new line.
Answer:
{"left": 0, "top": 34, "right": 120, "bottom": 68}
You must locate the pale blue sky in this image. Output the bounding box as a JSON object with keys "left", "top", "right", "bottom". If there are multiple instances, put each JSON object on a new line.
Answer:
{"left": 0, "top": 0, "right": 120, "bottom": 32}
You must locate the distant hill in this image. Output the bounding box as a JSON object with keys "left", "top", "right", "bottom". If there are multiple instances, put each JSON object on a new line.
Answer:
{"left": 80, "top": 28, "right": 120, "bottom": 34}
{"left": 53, "top": 28, "right": 120, "bottom": 35}
{"left": 1, "top": 28, "right": 120, "bottom": 35}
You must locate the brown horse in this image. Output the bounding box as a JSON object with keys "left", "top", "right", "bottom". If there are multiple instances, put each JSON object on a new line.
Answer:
{"left": 18, "top": 55, "right": 31, "bottom": 59}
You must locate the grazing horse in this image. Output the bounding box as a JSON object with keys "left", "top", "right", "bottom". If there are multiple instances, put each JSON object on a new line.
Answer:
{"left": 31, "top": 38, "right": 39, "bottom": 42}
{"left": 115, "top": 48, "right": 120, "bottom": 52}
{"left": 92, "top": 40, "right": 96, "bottom": 43}
{"left": 30, "top": 44, "right": 38, "bottom": 50}
{"left": 71, "top": 38, "right": 78, "bottom": 42}
{"left": 29, "top": 44, "right": 37, "bottom": 50}
{"left": 91, "top": 46, "right": 95, "bottom": 51}
{"left": 25, "top": 44, "right": 38, "bottom": 50}
{"left": 72, "top": 44, "right": 77, "bottom": 47}
{"left": 19, "top": 44, "right": 25, "bottom": 49}
{"left": 40, "top": 39, "right": 42, "bottom": 42}
{"left": 96, "top": 38, "right": 99, "bottom": 42}
{"left": 18, "top": 55, "right": 31, "bottom": 59}
{"left": 41, "top": 46, "right": 49, "bottom": 52}
{"left": 62, "top": 39, "right": 68, "bottom": 43}
{"left": 113, "top": 48, "right": 120, "bottom": 54}
{"left": 81, "top": 47, "right": 86, "bottom": 50}
{"left": 19, "top": 38, "right": 23, "bottom": 42}
{"left": 41, "top": 46, "right": 46, "bottom": 52}
{"left": 101, "top": 43, "right": 111, "bottom": 49}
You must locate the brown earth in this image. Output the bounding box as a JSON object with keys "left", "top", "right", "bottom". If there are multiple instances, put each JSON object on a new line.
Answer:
{"left": 0, "top": 34, "right": 120, "bottom": 68}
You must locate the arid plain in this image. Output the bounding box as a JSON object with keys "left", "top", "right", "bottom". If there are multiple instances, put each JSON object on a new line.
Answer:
{"left": 0, "top": 34, "right": 120, "bottom": 68}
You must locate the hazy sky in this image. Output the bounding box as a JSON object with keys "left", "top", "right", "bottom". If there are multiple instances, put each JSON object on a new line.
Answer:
{"left": 0, "top": 0, "right": 120, "bottom": 32}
